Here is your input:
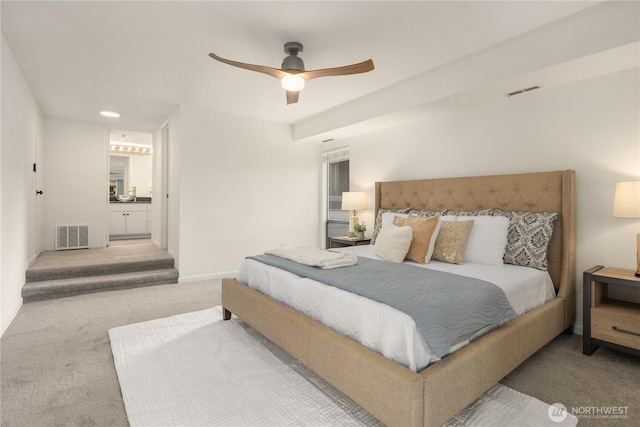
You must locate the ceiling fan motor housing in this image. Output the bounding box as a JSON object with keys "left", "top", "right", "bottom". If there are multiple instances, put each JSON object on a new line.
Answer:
{"left": 284, "top": 41, "right": 303, "bottom": 56}
{"left": 282, "top": 55, "right": 304, "bottom": 71}
{"left": 282, "top": 41, "right": 305, "bottom": 71}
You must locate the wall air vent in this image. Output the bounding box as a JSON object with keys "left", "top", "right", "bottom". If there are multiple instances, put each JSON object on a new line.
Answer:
{"left": 55, "top": 224, "right": 90, "bottom": 250}
{"left": 506, "top": 85, "right": 541, "bottom": 97}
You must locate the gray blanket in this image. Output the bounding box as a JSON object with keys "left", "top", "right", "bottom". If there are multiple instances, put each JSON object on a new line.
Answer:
{"left": 248, "top": 254, "right": 517, "bottom": 358}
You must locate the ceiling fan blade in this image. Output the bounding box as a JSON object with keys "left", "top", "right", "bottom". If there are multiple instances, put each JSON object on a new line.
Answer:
{"left": 286, "top": 90, "right": 300, "bottom": 105}
{"left": 300, "top": 59, "right": 374, "bottom": 81}
{"left": 209, "top": 52, "right": 287, "bottom": 80}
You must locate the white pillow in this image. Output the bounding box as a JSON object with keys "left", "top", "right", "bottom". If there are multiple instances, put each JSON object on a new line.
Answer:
{"left": 457, "top": 215, "right": 509, "bottom": 265}
{"left": 374, "top": 224, "right": 413, "bottom": 263}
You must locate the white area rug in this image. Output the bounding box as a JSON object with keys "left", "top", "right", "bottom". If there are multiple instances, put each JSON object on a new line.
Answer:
{"left": 109, "top": 307, "right": 578, "bottom": 427}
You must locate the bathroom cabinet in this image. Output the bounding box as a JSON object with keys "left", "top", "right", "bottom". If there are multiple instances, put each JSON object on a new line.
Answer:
{"left": 109, "top": 203, "right": 151, "bottom": 237}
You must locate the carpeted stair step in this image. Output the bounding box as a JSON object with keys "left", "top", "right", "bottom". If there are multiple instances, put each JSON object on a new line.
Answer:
{"left": 26, "top": 258, "right": 175, "bottom": 283}
{"left": 22, "top": 269, "right": 179, "bottom": 302}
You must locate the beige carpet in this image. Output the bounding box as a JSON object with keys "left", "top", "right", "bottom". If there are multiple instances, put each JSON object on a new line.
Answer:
{"left": 1, "top": 280, "right": 220, "bottom": 427}
{"left": 2, "top": 280, "right": 639, "bottom": 426}
{"left": 27, "top": 239, "right": 171, "bottom": 272}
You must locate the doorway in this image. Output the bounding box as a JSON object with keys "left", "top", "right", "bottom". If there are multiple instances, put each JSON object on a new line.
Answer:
{"left": 108, "top": 129, "right": 153, "bottom": 243}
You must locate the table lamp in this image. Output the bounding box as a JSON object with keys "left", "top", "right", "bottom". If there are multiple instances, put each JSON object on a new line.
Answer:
{"left": 612, "top": 180, "right": 640, "bottom": 277}
{"left": 342, "top": 192, "right": 367, "bottom": 237}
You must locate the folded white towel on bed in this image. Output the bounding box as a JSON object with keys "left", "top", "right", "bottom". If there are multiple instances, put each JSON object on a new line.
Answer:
{"left": 265, "top": 246, "right": 358, "bottom": 270}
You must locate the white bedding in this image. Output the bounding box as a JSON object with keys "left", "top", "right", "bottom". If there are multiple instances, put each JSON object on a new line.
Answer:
{"left": 236, "top": 245, "right": 555, "bottom": 372}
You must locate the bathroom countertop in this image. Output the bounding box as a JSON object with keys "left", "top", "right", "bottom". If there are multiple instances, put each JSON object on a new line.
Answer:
{"left": 109, "top": 197, "right": 152, "bottom": 203}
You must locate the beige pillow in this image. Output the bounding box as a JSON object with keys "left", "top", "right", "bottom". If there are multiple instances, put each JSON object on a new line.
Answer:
{"left": 432, "top": 220, "right": 474, "bottom": 264}
{"left": 374, "top": 224, "right": 413, "bottom": 263}
{"left": 403, "top": 214, "right": 441, "bottom": 264}
{"left": 392, "top": 215, "right": 406, "bottom": 226}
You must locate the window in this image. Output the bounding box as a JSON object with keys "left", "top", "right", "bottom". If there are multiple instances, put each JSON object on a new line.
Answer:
{"left": 323, "top": 148, "right": 350, "bottom": 247}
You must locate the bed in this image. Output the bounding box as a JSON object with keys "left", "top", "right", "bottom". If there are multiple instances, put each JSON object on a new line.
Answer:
{"left": 221, "top": 169, "right": 576, "bottom": 427}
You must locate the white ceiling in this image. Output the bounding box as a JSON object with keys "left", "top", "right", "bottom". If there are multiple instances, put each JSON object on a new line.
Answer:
{"left": 2, "top": 1, "right": 636, "bottom": 137}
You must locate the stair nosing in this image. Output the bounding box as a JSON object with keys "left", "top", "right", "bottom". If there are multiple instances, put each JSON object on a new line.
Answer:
{"left": 26, "top": 259, "right": 175, "bottom": 282}
{"left": 22, "top": 269, "right": 179, "bottom": 297}
{"left": 22, "top": 277, "right": 180, "bottom": 303}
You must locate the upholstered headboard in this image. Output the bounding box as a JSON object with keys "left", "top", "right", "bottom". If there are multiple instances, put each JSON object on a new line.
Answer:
{"left": 375, "top": 170, "right": 576, "bottom": 326}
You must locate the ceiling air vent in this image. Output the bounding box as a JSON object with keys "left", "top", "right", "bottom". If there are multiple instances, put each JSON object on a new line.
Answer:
{"left": 506, "top": 85, "right": 541, "bottom": 97}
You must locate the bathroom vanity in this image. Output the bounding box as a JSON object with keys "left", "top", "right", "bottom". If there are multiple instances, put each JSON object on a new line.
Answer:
{"left": 109, "top": 201, "right": 151, "bottom": 238}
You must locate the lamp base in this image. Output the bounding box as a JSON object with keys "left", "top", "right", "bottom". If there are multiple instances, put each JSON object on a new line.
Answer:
{"left": 348, "top": 212, "right": 360, "bottom": 237}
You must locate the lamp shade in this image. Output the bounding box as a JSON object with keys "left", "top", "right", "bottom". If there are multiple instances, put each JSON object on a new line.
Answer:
{"left": 613, "top": 181, "right": 640, "bottom": 218}
{"left": 341, "top": 192, "right": 367, "bottom": 211}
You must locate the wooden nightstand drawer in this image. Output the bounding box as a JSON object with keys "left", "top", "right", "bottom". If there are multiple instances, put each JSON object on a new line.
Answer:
{"left": 584, "top": 266, "right": 640, "bottom": 356}
{"left": 591, "top": 303, "right": 640, "bottom": 351}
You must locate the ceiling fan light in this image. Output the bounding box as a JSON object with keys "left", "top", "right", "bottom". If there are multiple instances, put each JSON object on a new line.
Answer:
{"left": 281, "top": 74, "right": 305, "bottom": 91}
{"left": 100, "top": 110, "right": 120, "bottom": 118}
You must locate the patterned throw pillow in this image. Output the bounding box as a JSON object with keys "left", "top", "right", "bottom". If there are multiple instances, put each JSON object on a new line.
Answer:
{"left": 442, "top": 208, "right": 497, "bottom": 217}
{"left": 407, "top": 209, "right": 440, "bottom": 218}
{"left": 493, "top": 209, "right": 559, "bottom": 271}
{"left": 371, "top": 207, "right": 411, "bottom": 244}
{"left": 432, "top": 220, "right": 474, "bottom": 264}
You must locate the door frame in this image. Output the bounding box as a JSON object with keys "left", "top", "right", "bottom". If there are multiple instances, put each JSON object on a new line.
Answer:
{"left": 158, "top": 124, "right": 169, "bottom": 249}
{"left": 33, "top": 109, "right": 45, "bottom": 259}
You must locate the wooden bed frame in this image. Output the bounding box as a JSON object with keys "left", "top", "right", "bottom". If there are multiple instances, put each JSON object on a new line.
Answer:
{"left": 222, "top": 169, "right": 576, "bottom": 427}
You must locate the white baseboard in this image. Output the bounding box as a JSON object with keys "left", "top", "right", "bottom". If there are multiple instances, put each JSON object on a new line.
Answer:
{"left": 573, "top": 322, "right": 583, "bottom": 336}
{"left": 178, "top": 271, "right": 238, "bottom": 284}
{"left": 1, "top": 301, "right": 22, "bottom": 338}
{"left": 28, "top": 252, "right": 39, "bottom": 267}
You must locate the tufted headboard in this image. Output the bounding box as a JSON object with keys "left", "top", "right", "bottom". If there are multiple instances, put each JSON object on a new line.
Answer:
{"left": 375, "top": 170, "right": 576, "bottom": 326}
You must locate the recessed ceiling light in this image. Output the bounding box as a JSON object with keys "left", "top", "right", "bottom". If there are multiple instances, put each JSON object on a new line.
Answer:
{"left": 100, "top": 110, "right": 121, "bottom": 118}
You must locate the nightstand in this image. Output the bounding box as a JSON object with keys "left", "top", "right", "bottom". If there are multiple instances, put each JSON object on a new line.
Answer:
{"left": 583, "top": 266, "right": 640, "bottom": 356}
{"left": 329, "top": 236, "right": 371, "bottom": 249}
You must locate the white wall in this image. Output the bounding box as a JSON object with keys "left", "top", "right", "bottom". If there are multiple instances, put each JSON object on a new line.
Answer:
{"left": 325, "top": 69, "right": 640, "bottom": 333}
{"left": 43, "top": 118, "right": 109, "bottom": 250}
{"left": 174, "top": 105, "right": 321, "bottom": 281}
{"left": 1, "top": 36, "right": 44, "bottom": 336}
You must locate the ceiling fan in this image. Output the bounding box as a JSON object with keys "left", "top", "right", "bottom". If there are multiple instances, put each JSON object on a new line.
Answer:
{"left": 209, "top": 42, "right": 374, "bottom": 105}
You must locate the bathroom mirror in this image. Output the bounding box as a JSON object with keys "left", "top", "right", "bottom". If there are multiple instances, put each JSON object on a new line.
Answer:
{"left": 109, "top": 155, "right": 128, "bottom": 196}
{"left": 109, "top": 129, "right": 153, "bottom": 201}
